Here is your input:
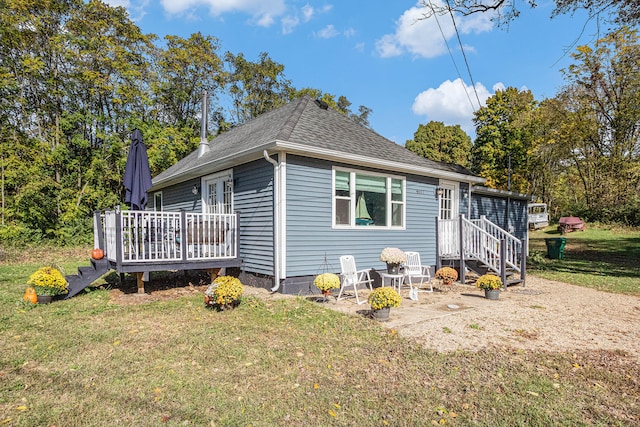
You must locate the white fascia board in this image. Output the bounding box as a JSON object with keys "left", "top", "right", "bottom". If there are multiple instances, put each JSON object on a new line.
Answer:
{"left": 274, "top": 140, "right": 485, "bottom": 184}
{"left": 151, "top": 143, "right": 277, "bottom": 190}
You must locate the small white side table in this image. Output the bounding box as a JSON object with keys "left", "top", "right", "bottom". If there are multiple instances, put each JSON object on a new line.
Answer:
{"left": 380, "top": 272, "right": 418, "bottom": 300}
{"left": 380, "top": 272, "right": 405, "bottom": 292}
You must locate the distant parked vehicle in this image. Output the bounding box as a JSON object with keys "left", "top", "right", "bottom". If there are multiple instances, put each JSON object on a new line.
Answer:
{"left": 528, "top": 203, "right": 549, "bottom": 230}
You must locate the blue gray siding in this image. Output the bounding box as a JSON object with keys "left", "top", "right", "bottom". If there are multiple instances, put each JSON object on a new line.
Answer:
{"left": 234, "top": 160, "right": 274, "bottom": 275}
{"left": 285, "top": 155, "right": 439, "bottom": 277}
{"left": 154, "top": 178, "right": 202, "bottom": 212}
{"left": 471, "top": 194, "right": 528, "bottom": 241}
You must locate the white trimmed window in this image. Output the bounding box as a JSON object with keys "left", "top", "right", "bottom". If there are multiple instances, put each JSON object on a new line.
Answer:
{"left": 153, "top": 192, "right": 163, "bottom": 211}
{"left": 333, "top": 168, "right": 405, "bottom": 228}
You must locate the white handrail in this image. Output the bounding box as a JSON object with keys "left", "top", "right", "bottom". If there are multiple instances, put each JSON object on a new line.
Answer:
{"left": 103, "top": 210, "right": 237, "bottom": 263}
{"left": 439, "top": 216, "right": 522, "bottom": 276}
{"left": 470, "top": 216, "right": 522, "bottom": 272}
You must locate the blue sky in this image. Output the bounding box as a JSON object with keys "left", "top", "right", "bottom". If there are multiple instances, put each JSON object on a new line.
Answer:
{"left": 106, "top": 0, "right": 601, "bottom": 144}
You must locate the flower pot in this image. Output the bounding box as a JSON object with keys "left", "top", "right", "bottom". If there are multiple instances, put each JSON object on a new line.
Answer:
{"left": 372, "top": 307, "right": 391, "bottom": 322}
{"left": 386, "top": 263, "right": 400, "bottom": 274}
{"left": 318, "top": 289, "right": 332, "bottom": 303}
{"left": 484, "top": 289, "right": 500, "bottom": 300}
{"left": 37, "top": 295, "right": 53, "bottom": 304}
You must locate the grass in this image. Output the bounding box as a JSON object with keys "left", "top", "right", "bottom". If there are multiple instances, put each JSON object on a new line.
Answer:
{"left": 1, "top": 243, "right": 640, "bottom": 425}
{"left": 528, "top": 224, "right": 640, "bottom": 295}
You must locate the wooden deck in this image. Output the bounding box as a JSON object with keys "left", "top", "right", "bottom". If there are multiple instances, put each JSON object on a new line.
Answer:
{"left": 94, "top": 208, "right": 241, "bottom": 277}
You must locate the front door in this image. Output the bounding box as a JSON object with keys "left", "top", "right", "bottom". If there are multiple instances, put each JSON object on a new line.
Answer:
{"left": 438, "top": 181, "right": 459, "bottom": 257}
{"left": 438, "top": 181, "right": 458, "bottom": 220}
{"left": 202, "top": 170, "right": 233, "bottom": 214}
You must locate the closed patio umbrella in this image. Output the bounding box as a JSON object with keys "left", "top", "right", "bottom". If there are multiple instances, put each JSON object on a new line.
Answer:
{"left": 123, "top": 129, "right": 152, "bottom": 210}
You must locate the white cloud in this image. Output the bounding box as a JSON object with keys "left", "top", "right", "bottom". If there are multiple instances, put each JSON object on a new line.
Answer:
{"left": 301, "top": 4, "right": 314, "bottom": 22}
{"left": 281, "top": 3, "right": 332, "bottom": 34}
{"left": 412, "top": 78, "right": 495, "bottom": 134}
{"left": 316, "top": 24, "right": 339, "bottom": 39}
{"left": 281, "top": 15, "right": 299, "bottom": 34}
{"left": 160, "top": 0, "right": 286, "bottom": 27}
{"left": 375, "top": 1, "right": 494, "bottom": 59}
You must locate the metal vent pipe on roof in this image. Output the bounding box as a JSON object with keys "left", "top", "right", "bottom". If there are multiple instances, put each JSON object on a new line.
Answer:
{"left": 198, "top": 91, "right": 209, "bottom": 158}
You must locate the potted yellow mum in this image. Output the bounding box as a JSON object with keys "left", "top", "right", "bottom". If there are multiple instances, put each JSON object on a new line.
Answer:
{"left": 475, "top": 274, "right": 503, "bottom": 300}
{"left": 314, "top": 273, "right": 341, "bottom": 302}
{"left": 368, "top": 287, "right": 401, "bottom": 321}
{"left": 27, "top": 266, "right": 68, "bottom": 303}
{"left": 204, "top": 276, "right": 244, "bottom": 310}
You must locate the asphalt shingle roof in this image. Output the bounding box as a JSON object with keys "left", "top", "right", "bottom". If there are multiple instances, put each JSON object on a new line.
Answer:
{"left": 152, "top": 96, "right": 479, "bottom": 188}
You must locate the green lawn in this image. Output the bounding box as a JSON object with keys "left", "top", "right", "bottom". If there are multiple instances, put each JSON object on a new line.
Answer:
{"left": 528, "top": 225, "right": 640, "bottom": 295}
{"left": 1, "top": 242, "right": 639, "bottom": 426}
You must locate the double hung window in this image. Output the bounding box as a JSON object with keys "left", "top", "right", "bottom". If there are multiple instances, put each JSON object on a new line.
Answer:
{"left": 333, "top": 168, "right": 405, "bottom": 228}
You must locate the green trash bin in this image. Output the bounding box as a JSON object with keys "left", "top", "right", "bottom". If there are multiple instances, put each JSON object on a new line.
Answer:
{"left": 545, "top": 237, "right": 567, "bottom": 259}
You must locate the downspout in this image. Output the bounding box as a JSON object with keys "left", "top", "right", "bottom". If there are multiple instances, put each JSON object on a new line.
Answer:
{"left": 263, "top": 150, "right": 281, "bottom": 292}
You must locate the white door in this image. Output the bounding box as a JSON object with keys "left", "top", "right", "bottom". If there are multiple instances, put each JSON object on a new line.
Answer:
{"left": 202, "top": 171, "right": 233, "bottom": 214}
{"left": 438, "top": 181, "right": 458, "bottom": 220}
{"left": 438, "top": 181, "right": 459, "bottom": 257}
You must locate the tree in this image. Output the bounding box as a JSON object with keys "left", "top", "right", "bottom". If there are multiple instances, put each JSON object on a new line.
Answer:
{"left": 224, "top": 52, "right": 293, "bottom": 125}
{"left": 471, "top": 87, "right": 537, "bottom": 192}
{"left": 151, "top": 33, "right": 227, "bottom": 130}
{"left": 421, "top": 0, "right": 640, "bottom": 27}
{"left": 554, "top": 27, "right": 640, "bottom": 222}
{"left": 406, "top": 121, "right": 472, "bottom": 167}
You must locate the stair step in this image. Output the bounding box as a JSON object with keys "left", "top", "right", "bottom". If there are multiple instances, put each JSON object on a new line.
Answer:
{"left": 64, "top": 259, "right": 111, "bottom": 299}
{"left": 506, "top": 278, "right": 524, "bottom": 286}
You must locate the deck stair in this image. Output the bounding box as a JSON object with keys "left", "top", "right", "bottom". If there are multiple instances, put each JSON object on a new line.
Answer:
{"left": 64, "top": 258, "right": 111, "bottom": 299}
{"left": 438, "top": 215, "right": 526, "bottom": 289}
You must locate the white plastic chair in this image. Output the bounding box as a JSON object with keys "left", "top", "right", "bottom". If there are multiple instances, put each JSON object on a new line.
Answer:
{"left": 338, "top": 255, "right": 373, "bottom": 305}
{"left": 403, "top": 251, "right": 433, "bottom": 294}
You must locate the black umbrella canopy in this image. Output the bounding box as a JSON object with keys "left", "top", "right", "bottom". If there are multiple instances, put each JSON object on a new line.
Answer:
{"left": 123, "top": 129, "right": 153, "bottom": 210}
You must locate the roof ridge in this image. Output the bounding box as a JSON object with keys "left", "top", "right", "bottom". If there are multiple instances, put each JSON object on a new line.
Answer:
{"left": 275, "top": 96, "right": 311, "bottom": 142}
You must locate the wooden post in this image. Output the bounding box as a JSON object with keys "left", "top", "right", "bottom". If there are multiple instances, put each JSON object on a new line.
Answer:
{"left": 435, "top": 216, "right": 441, "bottom": 271}
{"left": 520, "top": 247, "right": 527, "bottom": 287}
{"left": 136, "top": 272, "right": 145, "bottom": 294}
{"left": 207, "top": 268, "right": 222, "bottom": 283}
{"left": 115, "top": 207, "right": 123, "bottom": 271}
{"left": 180, "top": 210, "right": 188, "bottom": 261}
{"left": 459, "top": 215, "right": 465, "bottom": 285}
{"left": 500, "top": 239, "right": 507, "bottom": 290}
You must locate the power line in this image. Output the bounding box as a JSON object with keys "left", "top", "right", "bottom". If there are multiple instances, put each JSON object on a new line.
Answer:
{"left": 444, "top": 0, "right": 483, "bottom": 110}
{"left": 427, "top": 0, "right": 476, "bottom": 113}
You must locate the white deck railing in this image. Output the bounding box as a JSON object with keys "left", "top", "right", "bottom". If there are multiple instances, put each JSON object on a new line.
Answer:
{"left": 438, "top": 215, "right": 522, "bottom": 275}
{"left": 470, "top": 216, "right": 522, "bottom": 272}
{"left": 102, "top": 210, "right": 238, "bottom": 263}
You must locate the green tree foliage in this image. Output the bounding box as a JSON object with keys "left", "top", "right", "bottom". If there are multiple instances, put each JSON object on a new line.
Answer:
{"left": 406, "top": 121, "right": 472, "bottom": 167}
{"left": 225, "top": 52, "right": 293, "bottom": 125}
{"left": 471, "top": 88, "right": 537, "bottom": 192}
{"left": 152, "top": 33, "right": 226, "bottom": 130}
{"left": 0, "top": 0, "right": 368, "bottom": 242}
{"left": 551, "top": 28, "right": 640, "bottom": 223}
{"left": 470, "top": 29, "right": 640, "bottom": 225}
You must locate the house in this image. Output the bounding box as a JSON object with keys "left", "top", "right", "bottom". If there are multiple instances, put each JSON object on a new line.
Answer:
{"left": 68, "top": 96, "right": 528, "bottom": 298}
